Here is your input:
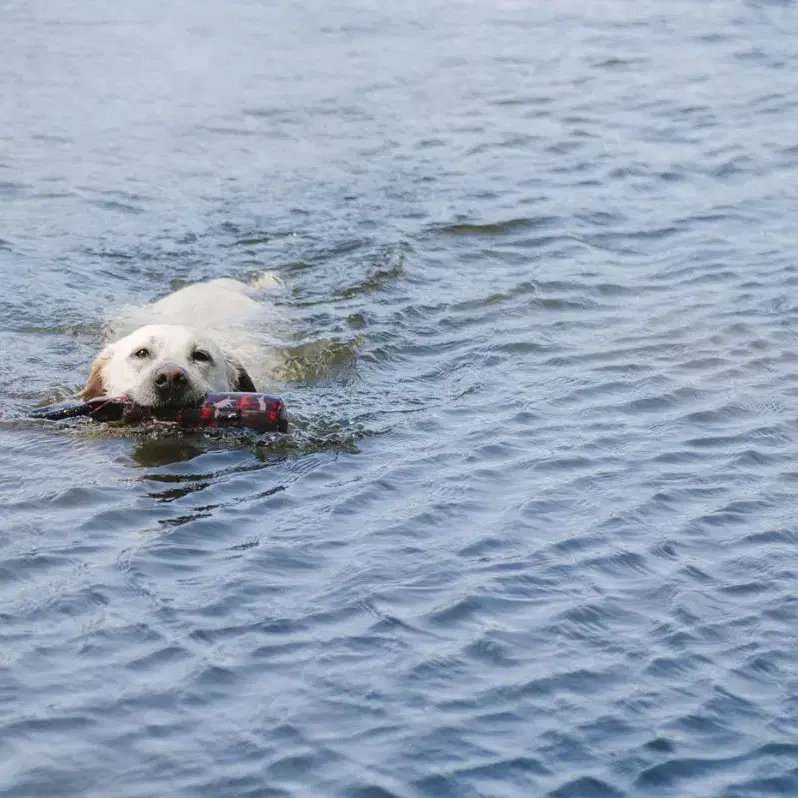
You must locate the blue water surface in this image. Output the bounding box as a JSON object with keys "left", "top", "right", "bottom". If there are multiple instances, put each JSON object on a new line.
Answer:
{"left": 2, "top": 1, "right": 798, "bottom": 795}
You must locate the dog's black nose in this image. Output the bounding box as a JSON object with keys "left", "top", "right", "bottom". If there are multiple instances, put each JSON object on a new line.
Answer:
{"left": 153, "top": 365, "right": 189, "bottom": 390}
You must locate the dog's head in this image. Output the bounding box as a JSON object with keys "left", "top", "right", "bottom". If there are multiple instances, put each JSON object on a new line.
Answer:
{"left": 79, "top": 324, "right": 256, "bottom": 407}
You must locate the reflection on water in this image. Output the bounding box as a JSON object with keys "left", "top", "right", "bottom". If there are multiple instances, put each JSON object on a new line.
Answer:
{"left": 128, "top": 437, "right": 209, "bottom": 469}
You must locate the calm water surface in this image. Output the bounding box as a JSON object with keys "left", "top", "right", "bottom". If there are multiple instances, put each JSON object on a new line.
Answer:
{"left": 3, "top": 1, "right": 798, "bottom": 795}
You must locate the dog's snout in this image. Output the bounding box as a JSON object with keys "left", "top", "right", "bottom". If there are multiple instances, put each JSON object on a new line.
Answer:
{"left": 153, "top": 364, "right": 189, "bottom": 390}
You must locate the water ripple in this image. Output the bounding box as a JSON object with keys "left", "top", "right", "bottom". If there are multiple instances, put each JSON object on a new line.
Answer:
{"left": 3, "top": 0, "right": 798, "bottom": 795}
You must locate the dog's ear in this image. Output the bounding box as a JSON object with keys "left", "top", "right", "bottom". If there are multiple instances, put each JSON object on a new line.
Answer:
{"left": 77, "top": 349, "right": 111, "bottom": 399}
{"left": 226, "top": 356, "right": 257, "bottom": 392}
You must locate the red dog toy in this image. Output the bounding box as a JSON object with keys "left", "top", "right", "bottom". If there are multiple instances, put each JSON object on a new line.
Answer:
{"left": 31, "top": 392, "right": 288, "bottom": 433}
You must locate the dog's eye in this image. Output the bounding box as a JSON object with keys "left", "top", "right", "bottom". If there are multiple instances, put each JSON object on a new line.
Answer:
{"left": 191, "top": 349, "right": 212, "bottom": 363}
{"left": 133, "top": 348, "right": 151, "bottom": 359}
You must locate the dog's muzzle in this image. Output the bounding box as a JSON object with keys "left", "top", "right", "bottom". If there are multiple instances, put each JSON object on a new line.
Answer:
{"left": 152, "top": 363, "right": 195, "bottom": 405}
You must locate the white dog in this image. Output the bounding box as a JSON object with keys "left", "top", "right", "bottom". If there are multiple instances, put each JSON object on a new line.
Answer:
{"left": 79, "top": 275, "right": 282, "bottom": 407}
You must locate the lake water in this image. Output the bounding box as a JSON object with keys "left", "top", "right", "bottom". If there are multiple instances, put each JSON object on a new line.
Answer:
{"left": 3, "top": 1, "right": 798, "bottom": 795}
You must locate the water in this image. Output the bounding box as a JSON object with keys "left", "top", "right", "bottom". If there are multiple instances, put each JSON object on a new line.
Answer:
{"left": 2, "top": 0, "right": 798, "bottom": 795}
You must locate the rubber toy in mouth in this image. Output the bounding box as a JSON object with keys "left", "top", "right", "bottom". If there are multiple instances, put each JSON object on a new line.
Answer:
{"left": 31, "top": 392, "right": 289, "bottom": 434}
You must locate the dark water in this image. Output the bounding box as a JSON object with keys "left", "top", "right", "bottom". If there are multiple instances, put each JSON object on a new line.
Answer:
{"left": 3, "top": 0, "right": 798, "bottom": 795}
